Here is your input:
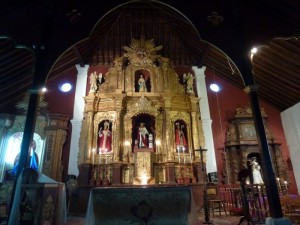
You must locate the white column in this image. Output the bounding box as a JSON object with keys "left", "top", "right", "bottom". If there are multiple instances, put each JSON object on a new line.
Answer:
{"left": 68, "top": 64, "right": 89, "bottom": 176}
{"left": 192, "top": 66, "right": 217, "bottom": 173}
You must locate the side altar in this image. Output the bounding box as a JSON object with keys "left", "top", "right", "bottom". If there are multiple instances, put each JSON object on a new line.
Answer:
{"left": 77, "top": 37, "right": 207, "bottom": 187}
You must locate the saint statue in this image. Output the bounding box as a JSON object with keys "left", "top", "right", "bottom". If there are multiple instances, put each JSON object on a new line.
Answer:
{"left": 98, "top": 72, "right": 103, "bottom": 84}
{"left": 138, "top": 74, "right": 147, "bottom": 92}
{"left": 12, "top": 141, "right": 39, "bottom": 175}
{"left": 98, "top": 121, "right": 112, "bottom": 152}
{"left": 137, "top": 122, "right": 150, "bottom": 148}
{"left": 183, "top": 73, "right": 195, "bottom": 93}
{"left": 175, "top": 122, "right": 187, "bottom": 151}
{"left": 250, "top": 157, "right": 264, "bottom": 184}
{"left": 89, "top": 72, "right": 98, "bottom": 92}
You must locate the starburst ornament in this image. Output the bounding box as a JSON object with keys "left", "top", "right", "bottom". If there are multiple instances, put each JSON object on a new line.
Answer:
{"left": 122, "top": 36, "right": 163, "bottom": 66}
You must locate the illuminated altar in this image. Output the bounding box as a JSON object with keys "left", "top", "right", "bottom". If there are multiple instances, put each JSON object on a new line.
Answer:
{"left": 77, "top": 37, "right": 205, "bottom": 186}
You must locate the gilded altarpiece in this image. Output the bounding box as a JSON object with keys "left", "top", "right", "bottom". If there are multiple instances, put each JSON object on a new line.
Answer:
{"left": 224, "top": 106, "right": 289, "bottom": 185}
{"left": 78, "top": 37, "right": 205, "bottom": 186}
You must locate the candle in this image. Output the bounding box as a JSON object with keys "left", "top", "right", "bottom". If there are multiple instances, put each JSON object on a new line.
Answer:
{"left": 284, "top": 181, "right": 288, "bottom": 190}
{"left": 277, "top": 177, "right": 281, "bottom": 191}
{"left": 92, "top": 149, "right": 95, "bottom": 164}
{"left": 99, "top": 150, "right": 101, "bottom": 165}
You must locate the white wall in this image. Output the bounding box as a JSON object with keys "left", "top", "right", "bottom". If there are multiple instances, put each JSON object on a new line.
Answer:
{"left": 281, "top": 102, "right": 300, "bottom": 194}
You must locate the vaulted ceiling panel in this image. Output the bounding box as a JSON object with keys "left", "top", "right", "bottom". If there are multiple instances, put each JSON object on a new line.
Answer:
{"left": 0, "top": 0, "right": 300, "bottom": 113}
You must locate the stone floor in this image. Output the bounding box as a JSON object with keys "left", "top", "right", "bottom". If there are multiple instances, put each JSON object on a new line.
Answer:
{"left": 64, "top": 214, "right": 251, "bottom": 225}
{"left": 65, "top": 213, "right": 300, "bottom": 225}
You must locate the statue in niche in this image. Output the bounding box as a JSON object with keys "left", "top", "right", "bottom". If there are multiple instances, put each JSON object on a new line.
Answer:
{"left": 138, "top": 74, "right": 147, "bottom": 92}
{"left": 98, "top": 72, "right": 103, "bottom": 84}
{"left": 89, "top": 72, "right": 98, "bottom": 92}
{"left": 12, "top": 140, "right": 39, "bottom": 175}
{"left": 250, "top": 157, "right": 264, "bottom": 184}
{"left": 183, "top": 73, "right": 195, "bottom": 93}
{"left": 98, "top": 121, "right": 112, "bottom": 153}
{"left": 137, "top": 122, "right": 150, "bottom": 148}
{"left": 175, "top": 122, "right": 187, "bottom": 152}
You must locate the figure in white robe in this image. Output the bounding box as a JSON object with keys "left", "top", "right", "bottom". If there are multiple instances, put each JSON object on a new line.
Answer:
{"left": 251, "top": 157, "right": 264, "bottom": 184}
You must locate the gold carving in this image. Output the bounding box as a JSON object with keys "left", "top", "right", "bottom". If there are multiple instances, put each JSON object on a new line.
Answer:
{"left": 78, "top": 37, "right": 206, "bottom": 185}
{"left": 122, "top": 36, "right": 163, "bottom": 66}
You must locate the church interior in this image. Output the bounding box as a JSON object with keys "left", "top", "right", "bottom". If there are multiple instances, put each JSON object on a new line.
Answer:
{"left": 1, "top": 0, "right": 300, "bottom": 224}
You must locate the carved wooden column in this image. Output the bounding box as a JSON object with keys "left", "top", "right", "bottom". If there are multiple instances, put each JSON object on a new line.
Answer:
{"left": 83, "top": 95, "right": 97, "bottom": 163}
{"left": 44, "top": 114, "right": 69, "bottom": 181}
{"left": 163, "top": 96, "right": 173, "bottom": 161}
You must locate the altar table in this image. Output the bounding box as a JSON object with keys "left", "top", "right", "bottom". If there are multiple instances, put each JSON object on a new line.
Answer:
{"left": 85, "top": 185, "right": 199, "bottom": 225}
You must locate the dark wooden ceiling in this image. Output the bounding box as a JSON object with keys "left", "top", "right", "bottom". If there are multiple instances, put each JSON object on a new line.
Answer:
{"left": 0, "top": 0, "right": 300, "bottom": 113}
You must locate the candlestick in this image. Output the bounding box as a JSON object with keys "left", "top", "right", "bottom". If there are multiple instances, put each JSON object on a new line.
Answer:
{"left": 92, "top": 149, "right": 95, "bottom": 164}
{"left": 284, "top": 181, "right": 288, "bottom": 190}
{"left": 277, "top": 177, "right": 281, "bottom": 192}
{"left": 178, "top": 147, "right": 180, "bottom": 163}
{"left": 99, "top": 150, "right": 101, "bottom": 165}
{"left": 105, "top": 153, "right": 108, "bottom": 164}
{"left": 190, "top": 151, "right": 192, "bottom": 162}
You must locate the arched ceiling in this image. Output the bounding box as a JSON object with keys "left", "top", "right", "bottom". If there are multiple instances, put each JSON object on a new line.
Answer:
{"left": 0, "top": 0, "right": 300, "bottom": 112}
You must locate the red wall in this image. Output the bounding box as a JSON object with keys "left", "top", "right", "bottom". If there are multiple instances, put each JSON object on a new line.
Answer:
{"left": 205, "top": 69, "right": 297, "bottom": 194}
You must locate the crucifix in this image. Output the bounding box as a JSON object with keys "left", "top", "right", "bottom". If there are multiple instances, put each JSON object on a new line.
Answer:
{"left": 195, "top": 146, "right": 211, "bottom": 224}
{"left": 194, "top": 146, "right": 207, "bottom": 177}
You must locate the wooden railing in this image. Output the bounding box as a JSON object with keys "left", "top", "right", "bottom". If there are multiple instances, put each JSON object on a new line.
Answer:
{"left": 219, "top": 184, "right": 300, "bottom": 224}
{"left": 219, "top": 184, "right": 269, "bottom": 224}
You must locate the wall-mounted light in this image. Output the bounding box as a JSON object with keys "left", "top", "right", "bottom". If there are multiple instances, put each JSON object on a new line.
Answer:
{"left": 59, "top": 82, "right": 72, "bottom": 92}
{"left": 41, "top": 87, "right": 47, "bottom": 93}
{"left": 209, "top": 83, "right": 221, "bottom": 92}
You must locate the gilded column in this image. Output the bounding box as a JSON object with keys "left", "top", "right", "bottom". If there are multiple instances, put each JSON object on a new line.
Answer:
{"left": 163, "top": 97, "right": 173, "bottom": 161}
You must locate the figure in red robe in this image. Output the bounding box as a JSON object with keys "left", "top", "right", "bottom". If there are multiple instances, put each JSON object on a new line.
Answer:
{"left": 98, "top": 121, "right": 112, "bottom": 152}
{"left": 137, "top": 122, "right": 149, "bottom": 148}
{"left": 175, "top": 122, "right": 187, "bottom": 151}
